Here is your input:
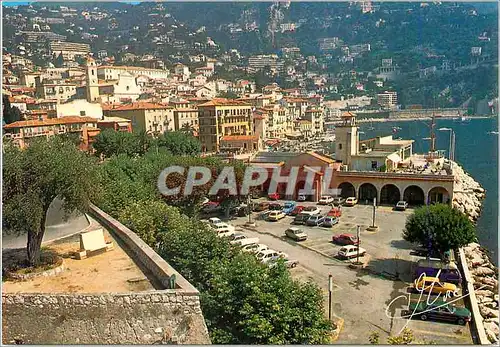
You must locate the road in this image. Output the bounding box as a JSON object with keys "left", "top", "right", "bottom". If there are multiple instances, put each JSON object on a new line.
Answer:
{"left": 2, "top": 198, "right": 90, "bottom": 249}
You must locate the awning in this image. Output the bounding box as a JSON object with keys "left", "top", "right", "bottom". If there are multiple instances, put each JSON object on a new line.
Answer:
{"left": 387, "top": 153, "right": 402, "bottom": 163}
{"left": 118, "top": 122, "right": 129, "bottom": 127}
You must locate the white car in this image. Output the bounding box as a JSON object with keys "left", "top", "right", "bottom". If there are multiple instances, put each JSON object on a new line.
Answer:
{"left": 318, "top": 196, "right": 334, "bottom": 205}
{"left": 213, "top": 223, "right": 235, "bottom": 238}
{"left": 208, "top": 217, "right": 223, "bottom": 226}
{"left": 230, "top": 235, "right": 259, "bottom": 246}
{"left": 242, "top": 243, "right": 268, "bottom": 253}
{"left": 338, "top": 245, "right": 367, "bottom": 259}
{"left": 297, "top": 194, "right": 307, "bottom": 202}
{"left": 301, "top": 206, "right": 321, "bottom": 216}
{"left": 256, "top": 249, "right": 281, "bottom": 264}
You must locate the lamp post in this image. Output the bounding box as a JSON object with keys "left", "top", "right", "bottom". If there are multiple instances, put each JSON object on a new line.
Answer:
{"left": 367, "top": 197, "right": 379, "bottom": 232}
{"left": 328, "top": 274, "right": 333, "bottom": 321}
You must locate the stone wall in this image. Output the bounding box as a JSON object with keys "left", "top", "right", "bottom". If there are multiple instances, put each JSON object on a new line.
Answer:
{"left": 2, "top": 204, "right": 211, "bottom": 345}
{"left": 3, "top": 291, "right": 210, "bottom": 344}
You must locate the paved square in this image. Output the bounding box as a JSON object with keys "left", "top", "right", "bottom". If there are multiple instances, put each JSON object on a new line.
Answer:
{"left": 222, "top": 200, "right": 473, "bottom": 344}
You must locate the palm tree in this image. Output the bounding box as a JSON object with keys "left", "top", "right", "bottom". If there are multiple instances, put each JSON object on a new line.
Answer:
{"left": 180, "top": 123, "right": 195, "bottom": 136}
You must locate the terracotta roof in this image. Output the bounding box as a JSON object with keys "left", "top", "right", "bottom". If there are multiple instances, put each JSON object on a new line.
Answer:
{"left": 305, "top": 109, "right": 322, "bottom": 113}
{"left": 198, "top": 98, "right": 251, "bottom": 107}
{"left": 284, "top": 97, "right": 308, "bottom": 103}
{"left": 307, "top": 151, "right": 335, "bottom": 164}
{"left": 221, "top": 135, "right": 259, "bottom": 142}
{"left": 4, "top": 116, "right": 98, "bottom": 129}
{"left": 104, "top": 102, "right": 171, "bottom": 111}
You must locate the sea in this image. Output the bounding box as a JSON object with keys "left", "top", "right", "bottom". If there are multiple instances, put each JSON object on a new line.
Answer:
{"left": 330, "top": 117, "right": 499, "bottom": 263}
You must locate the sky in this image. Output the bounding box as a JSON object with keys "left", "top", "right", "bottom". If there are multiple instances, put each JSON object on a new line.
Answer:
{"left": 2, "top": 1, "right": 141, "bottom": 6}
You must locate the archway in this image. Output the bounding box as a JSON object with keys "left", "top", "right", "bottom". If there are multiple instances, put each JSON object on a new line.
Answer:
{"left": 403, "top": 185, "right": 425, "bottom": 206}
{"left": 338, "top": 182, "right": 356, "bottom": 198}
{"left": 380, "top": 184, "right": 401, "bottom": 205}
{"left": 359, "top": 183, "right": 377, "bottom": 204}
{"left": 428, "top": 187, "right": 450, "bottom": 204}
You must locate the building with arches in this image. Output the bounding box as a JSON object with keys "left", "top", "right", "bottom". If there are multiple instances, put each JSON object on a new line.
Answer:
{"left": 249, "top": 112, "right": 455, "bottom": 205}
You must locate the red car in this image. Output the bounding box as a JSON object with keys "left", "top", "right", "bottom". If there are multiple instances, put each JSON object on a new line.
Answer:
{"left": 289, "top": 205, "right": 305, "bottom": 216}
{"left": 268, "top": 192, "right": 280, "bottom": 200}
{"left": 327, "top": 207, "right": 342, "bottom": 218}
{"left": 332, "top": 233, "right": 359, "bottom": 246}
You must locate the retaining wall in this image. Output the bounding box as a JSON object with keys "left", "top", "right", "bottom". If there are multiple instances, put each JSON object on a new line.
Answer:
{"left": 2, "top": 204, "right": 211, "bottom": 345}
{"left": 457, "top": 248, "right": 490, "bottom": 345}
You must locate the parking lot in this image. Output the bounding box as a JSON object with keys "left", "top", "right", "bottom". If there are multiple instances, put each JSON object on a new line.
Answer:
{"left": 208, "top": 199, "right": 473, "bottom": 344}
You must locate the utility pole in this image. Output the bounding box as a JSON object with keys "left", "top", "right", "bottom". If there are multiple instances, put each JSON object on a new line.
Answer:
{"left": 328, "top": 274, "right": 333, "bottom": 321}
{"left": 356, "top": 225, "right": 361, "bottom": 264}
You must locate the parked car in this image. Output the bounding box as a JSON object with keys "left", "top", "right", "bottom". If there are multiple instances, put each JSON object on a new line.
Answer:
{"left": 338, "top": 245, "right": 367, "bottom": 259}
{"left": 202, "top": 202, "right": 222, "bottom": 214}
{"left": 321, "top": 216, "right": 339, "bottom": 227}
{"left": 344, "top": 197, "right": 358, "bottom": 206}
{"left": 293, "top": 213, "right": 311, "bottom": 225}
{"left": 318, "top": 196, "right": 334, "bottom": 205}
{"left": 332, "top": 197, "right": 346, "bottom": 206}
{"left": 327, "top": 207, "right": 342, "bottom": 218}
{"left": 230, "top": 235, "right": 259, "bottom": 246}
{"left": 332, "top": 233, "right": 359, "bottom": 245}
{"left": 395, "top": 200, "right": 409, "bottom": 211}
{"left": 230, "top": 203, "right": 251, "bottom": 217}
{"left": 301, "top": 206, "right": 321, "bottom": 216}
{"left": 413, "top": 276, "right": 459, "bottom": 296}
{"left": 414, "top": 259, "right": 461, "bottom": 285}
{"left": 228, "top": 233, "right": 246, "bottom": 242}
{"left": 254, "top": 202, "right": 270, "bottom": 212}
{"left": 268, "top": 192, "right": 280, "bottom": 200}
{"left": 306, "top": 215, "right": 326, "bottom": 226}
{"left": 269, "top": 203, "right": 283, "bottom": 211}
{"left": 256, "top": 249, "right": 281, "bottom": 264}
{"left": 241, "top": 243, "right": 268, "bottom": 254}
{"left": 285, "top": 227, "right": 308, "bottom": 241}
{"left": 289, "top": 205, "right": 305, "bottom": 216}
{"left": 282, "top": 201, "right": 296, "bottom": 214}
{"left": 267, "top": 211, "right": 286, "bottom": 221}
{"left": 405, "top": 300, "right": 471, "bottom": 325}
{"left": 208, "top": 217, "right": 223, "bottom": 226}
{"left": 268, "top": 256, "right": 299, "bottom": 268}
{"left": 213, "top": 224, "right": 235, "bottom": 238}
{"left": 297, "top": 194, "right": 307, "bottom": 202}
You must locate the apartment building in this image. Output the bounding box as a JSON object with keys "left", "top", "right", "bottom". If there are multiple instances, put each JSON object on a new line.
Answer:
{"left": 248, "top": 55, "right": 284, "bottom": 73}
{"left": 173, "top": 108, "right": 199, "bottom": 133}
{"left": 3, "top": 116, "right": 99, "bottom": 151}
{"left": 259, "top": 104, "right": 289, "bottom": 139}
{"left": 377, "top": 91, "right": 398, "bottom": 109}
{"left": 103, "top": 102, "right": 175, "bottom": 133}
{"left": 304, "top": 108, "right": 325, "bottom": 134}
{"left": 97, "top": 65, "right": 170, "bottom": 81}
{"left": 35, "top": 78, "right": 77, "bottom": 102}
{"left": 197, "top": 98, "right": 253, "bottom": 152}
{"left": 49, "top": 41, "right": 91, "bottom": 61}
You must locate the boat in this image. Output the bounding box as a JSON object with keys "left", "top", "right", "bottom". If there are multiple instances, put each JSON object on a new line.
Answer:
{"left": 488, "top": 131, "right": 499, "bottom": 135}
{"left": 461, "top": 116, "right": 470, "bottom": 122}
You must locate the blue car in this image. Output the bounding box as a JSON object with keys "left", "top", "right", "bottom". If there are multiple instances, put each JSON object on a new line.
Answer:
{"left": 283, "top": 201, "right": 296, "bottom": 215}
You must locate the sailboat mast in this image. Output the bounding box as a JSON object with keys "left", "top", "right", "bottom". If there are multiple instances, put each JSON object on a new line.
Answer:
{"left": 430, "top": 112, "right": 436, "bottom": 153}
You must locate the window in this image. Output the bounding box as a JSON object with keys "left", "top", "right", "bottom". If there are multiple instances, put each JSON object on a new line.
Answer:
{"left": 371, "top": 161, "right": 378, "bottom": 169}
{"left": 80, "top": 111, "right": 86, "bottom": 116}
{"left": 126, "top": 86, "right": 130, "bottom": 91}
{"left": 338, "top": 143, "right": 342, "bottom": 150}
{"left": 91, "top": 70, "right": 95, "bottom": 76}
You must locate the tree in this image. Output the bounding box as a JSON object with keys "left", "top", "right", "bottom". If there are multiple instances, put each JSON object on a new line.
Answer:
{"left": 179, "top": 123, "right": 196, "bottom": 136}
{"left": 155, "top": 131, "right": 201, "bottom": 156}
{"left": 3, "top": 137, "right": 97, "bottom": 265}
{"left": 2, "top": 94, "right": 22, "bottom": 124}
{"left": 402, "top": 204, "right": 476, "bottom": 258}
{"left": 92, "top": 129, "right": 150, "bottom": 158}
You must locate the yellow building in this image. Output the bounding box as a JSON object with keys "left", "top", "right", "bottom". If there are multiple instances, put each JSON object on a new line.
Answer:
{"left": 197, "top": 98, "right": 253, "bottom": 152}
{"left": 103, "top": 102, "right": 175, "bottom": 134}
